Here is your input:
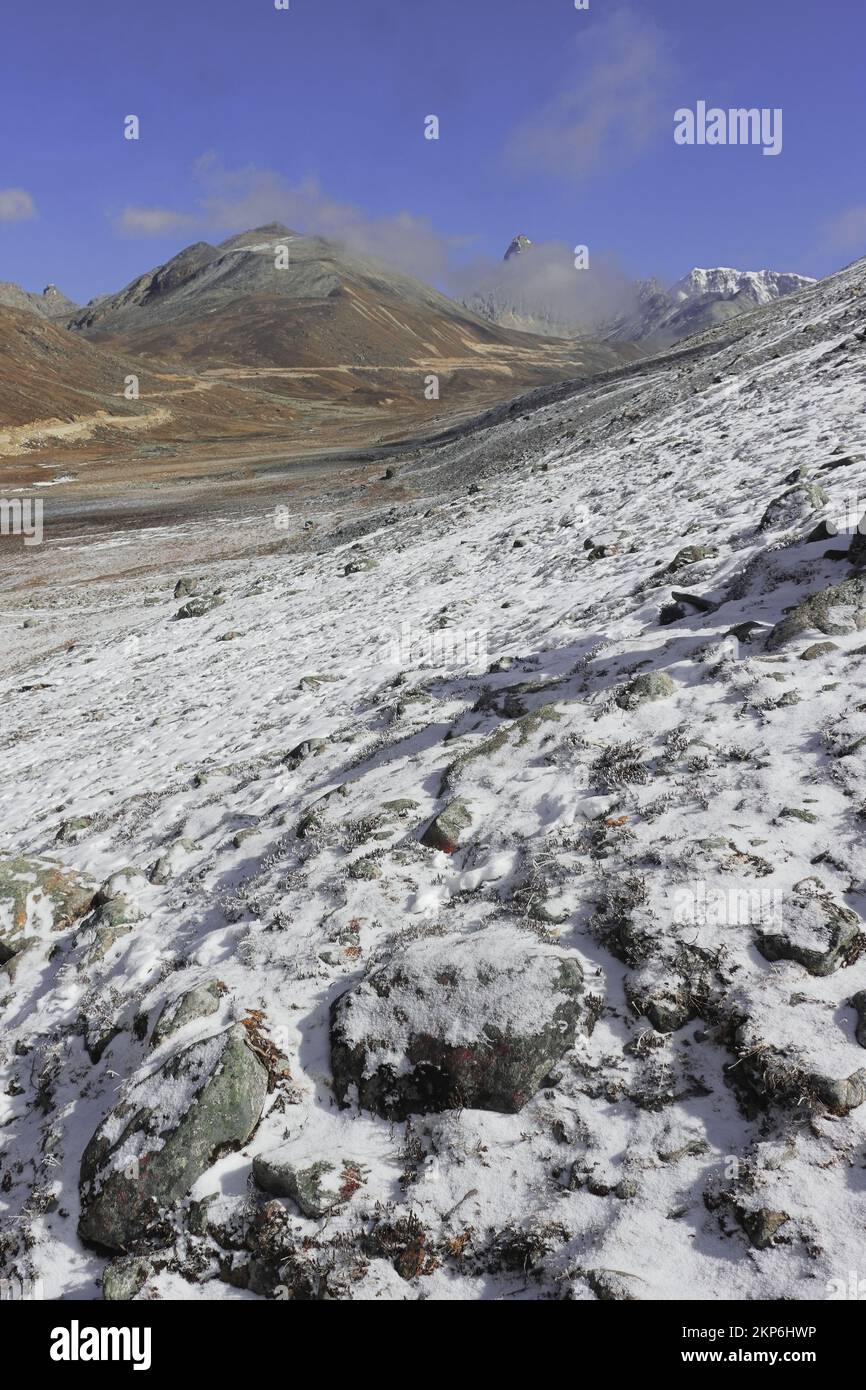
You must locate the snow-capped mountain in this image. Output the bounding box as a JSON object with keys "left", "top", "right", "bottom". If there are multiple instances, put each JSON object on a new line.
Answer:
{"left": 670, "top": 266, "right": 815, "bottom": 307}
{"left": 602, "top": 266, "right": 816, "bottom": 347}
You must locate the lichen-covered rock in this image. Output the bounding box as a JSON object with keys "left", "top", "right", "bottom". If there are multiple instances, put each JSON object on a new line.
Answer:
{"left": 252, "top": 1151, "right": 361, "bottom": 1217}
{"left": 174, "top": 595, "right": 225, "bottom": 620}
{"left": 331, "top": 924, "right": 583, "bottom": 1119}
{"left": 615, "top": 671, "right": 676, "bottom": 710}
{"left": 420, "top": 798, "right": 473, "bottom": 854}
{"left": 766, "top": 575, "right": 866, "bottom": 650}
{"left": 665, "top": 544, "right": 716, "bottom": 573}
{"left": 102, "top": 1256, "right": 154, "bottom": 1301}
{"left": 735, "top": 1205, "right": 790, "bottom": 1250}
{"left": 151, "top": 980, "right": 224, "bottom": 1047}
{"left": 77, "top": 873, "right": 146, "bottom": 966}
{"left": 78, "top": 1026, "right": 268, "bottom": 1251}
{"left": 755, "top": 881, "right": 862, "bottom": 975}
{"left": 0, "top": 854, "right": 95, "bottom": 970}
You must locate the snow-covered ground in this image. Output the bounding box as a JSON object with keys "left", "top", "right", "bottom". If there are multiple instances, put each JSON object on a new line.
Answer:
{"left": 2, "top": 255, "right": 866, "bottom": 1302}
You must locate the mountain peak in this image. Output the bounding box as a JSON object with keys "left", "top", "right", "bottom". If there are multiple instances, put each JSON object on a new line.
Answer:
{"left": 504, "top": 235, "right": 532, "bottom": 261}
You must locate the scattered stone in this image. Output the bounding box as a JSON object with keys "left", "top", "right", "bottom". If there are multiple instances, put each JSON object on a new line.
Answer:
{"left": 420, "top": 798, "right": 473, "bottom": 854}
{"left": 151, "top": 981, "right": 224, "bottom": 1047}
{"left": 616, "top": 671, "right": 676, "bottom": 710}
{"left": 755, "top": 880, "right": 862, "bottom": 975}
{"left": 252, "top": 1152, "right": 362, "bottom": 1217}
{"left": 800, "top": 641, "right": 839, "bottom": 660}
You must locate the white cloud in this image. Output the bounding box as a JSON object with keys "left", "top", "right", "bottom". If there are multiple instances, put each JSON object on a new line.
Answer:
{"left": 115, "top": 206, "right": 199, "bottom": 236}
{"left": 109, "top": 157, "right": 468, "bottom": 281}
{"left": 0, "top": 188, "right": 37, "bottom": 222}
{"left": 825, "top": 206, "right": 866, "bottom": 253}
{"left": 505, "top": 10, "right": 673, "bottom": 182}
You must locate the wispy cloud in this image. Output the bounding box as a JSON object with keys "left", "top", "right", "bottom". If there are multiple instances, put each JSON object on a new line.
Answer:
{"left": 504, "top": 10, "right": 673, "bottom": 182}
{"left": 115, "top": 206, "right": 198, "bottom": 237}
{"left": 0, "top": 188, "right": 37, "bottom": 222}
{"left": 111, "top": 156, "right": 470, "bottom": 282}
{"left": 451, "top": 240, "right": 638, "bottom": 334}
{"left": 824, "top": 205, "right": 866, "bottom": 254}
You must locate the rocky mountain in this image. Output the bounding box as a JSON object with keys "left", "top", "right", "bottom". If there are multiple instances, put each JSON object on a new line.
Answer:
{"left": 0, "top": 226, "right": 638, "bottom": 467}
{"left": 69, "top": 223, "right": 612, "bottom": 374}
{"left": 2, "top": 245, "right": 865, "bottom": 1301}
{"left": 0, "top": 304, "right": 142, "bottom": 437}
{"left": 503, "top": 234, "right": 533, "bottom": 261}
{"left": 0, "top": 280, "right": 79, "bottom": 323}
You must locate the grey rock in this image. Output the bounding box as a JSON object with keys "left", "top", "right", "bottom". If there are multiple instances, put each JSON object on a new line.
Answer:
{"left": 755, "top": 882, "right": 862, "bottom": 975}
{"left": 616, "top": 671, "right": 676, "bottom": 710}
{"left": 78, "top": 1026, "right": 268, "bottom": 1251}
{"left": 766, "top": 576, "right": 866, "bottom": 650}
{"left": 331, "top": 924, "right": 583, "bottom": 1119}
{"left": 420, "top": 798, "right": 473, "bottom": 854}
{"left": 252, "top": 1152, "right": 360, "bottom": 1217}
{"left": 151, "top": 980, "right": 223, "bottom": 1047}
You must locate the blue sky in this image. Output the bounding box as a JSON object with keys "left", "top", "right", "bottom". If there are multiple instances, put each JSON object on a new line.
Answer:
{"left": 1, "top": 0, "right": 864, "bottom": 304}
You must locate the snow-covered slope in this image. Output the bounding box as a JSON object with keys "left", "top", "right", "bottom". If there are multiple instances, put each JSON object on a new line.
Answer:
{"left": 2, "top": 256, "right": 866, "bottom": 1302}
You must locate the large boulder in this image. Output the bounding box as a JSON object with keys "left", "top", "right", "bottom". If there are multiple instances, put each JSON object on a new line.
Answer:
{"left": 331, "top": 924, "right": 583, "bottom": 1119}
{"left": 755, "top": 881, "right": 863, "bottom": 976}
{"left": 766, "top": 576, "right": 866, "bottom": 650}
{"left": 78, "top": 1026, "right": 268, "bottom": 1251}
